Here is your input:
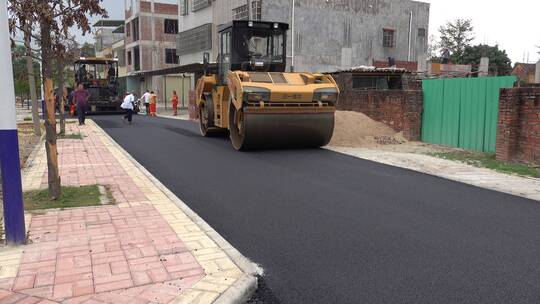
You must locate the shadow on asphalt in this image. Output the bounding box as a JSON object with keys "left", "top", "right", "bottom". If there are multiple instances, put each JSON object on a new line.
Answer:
{"left": 247, "top": 276, "right": 283, "bottom": 304}
{"left": 164, "top": 126, "right": 201, "bottom": 138}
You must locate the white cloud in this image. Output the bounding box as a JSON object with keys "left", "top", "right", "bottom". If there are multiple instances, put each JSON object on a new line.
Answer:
{"left": 423, "top": 0, "right": 540, "bottom": 64}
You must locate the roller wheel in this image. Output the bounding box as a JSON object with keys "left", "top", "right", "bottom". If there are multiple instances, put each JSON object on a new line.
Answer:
{"left": 228, "top": 98, "right": 335, "bottom": 150}
{"left": 199, "top": 95, "right": 215, "bottom": 137}
{"left": 229, "top": 100, "right": 246, "bottom": 150}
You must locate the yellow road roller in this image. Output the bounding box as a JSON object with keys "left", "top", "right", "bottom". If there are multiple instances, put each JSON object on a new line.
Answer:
{"left": 195, "top": 20, "right": 339, "bottom": 150}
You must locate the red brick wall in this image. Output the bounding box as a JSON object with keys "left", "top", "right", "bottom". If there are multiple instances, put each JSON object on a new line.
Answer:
{"left": 496, "top": 88, "right": 540, "bottom": 165}
{"left": 373, "top": 60, "right": 418, "bottom": 71}
{"left": 139, "top": 15, "right": 177, "bottom": 42}
{"left": 140, "top": 45, "right": 152, "bottom": 72}
{"left": 139, "top": 15, "right": 151, "bottom": 41}
{"left": 334, "top": 73, "right": 423, "bottom": 141}
{"left": 140, "top": 1, "right": 178, "bottom": 14}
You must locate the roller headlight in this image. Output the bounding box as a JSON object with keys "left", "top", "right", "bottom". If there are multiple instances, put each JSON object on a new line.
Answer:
{"left": 313, "top": 88, "right": 339, "bottom": 104}
{"left": 243, "top": 86, "right": 271, "bottom": 102}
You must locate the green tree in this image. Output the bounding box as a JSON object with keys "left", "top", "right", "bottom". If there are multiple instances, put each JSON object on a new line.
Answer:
{"left": 427, "top": 35, "right": 441, "bottom": 62}
{"left": 460, "top": 44, "right": 512, "bottom": 76}
{"left": 54, "top": 36, "right": 79, "bottom": 135}
{"left": 438, "top": 19, "right": 475, "bottom": 63}
{"left": 9, "top": 0, "right": 107, "bottom": 200}
{"left": 11, "top": 44, "right": 41, "bottom": 99}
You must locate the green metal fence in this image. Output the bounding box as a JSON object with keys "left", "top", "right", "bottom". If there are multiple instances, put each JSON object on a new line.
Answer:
{"left": 421, "top": 76, "right": 516, "bottom": 152}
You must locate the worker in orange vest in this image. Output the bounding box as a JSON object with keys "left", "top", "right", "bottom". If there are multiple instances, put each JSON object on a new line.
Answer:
{"left": 149, "top": 91, "right": 157, "bottom": 117}
{"left": 171, "top": 90, "right": 179, "bottom": 116}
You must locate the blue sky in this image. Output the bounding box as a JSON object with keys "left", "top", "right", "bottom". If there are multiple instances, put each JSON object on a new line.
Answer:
{"left": 81, "top": 0, "right": 540, "bottom": 64}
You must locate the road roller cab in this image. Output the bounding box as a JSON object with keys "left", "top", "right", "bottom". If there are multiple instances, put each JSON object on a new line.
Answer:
{"left": 196, "top": 20, "right": 339, "bottom": 150}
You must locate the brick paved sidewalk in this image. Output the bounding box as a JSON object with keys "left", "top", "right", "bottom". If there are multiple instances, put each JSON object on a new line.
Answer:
{"left": 1, "top": 120, "right": 257, "bottom": 304}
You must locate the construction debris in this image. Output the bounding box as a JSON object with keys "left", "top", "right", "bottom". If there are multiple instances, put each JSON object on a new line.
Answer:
{"left": 329, "top": 111, "right": 407, "bottom": 147}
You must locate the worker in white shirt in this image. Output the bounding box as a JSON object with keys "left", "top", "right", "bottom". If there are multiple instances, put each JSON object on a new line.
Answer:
{"left": 121, "top": 92, "right": 135, "bottom": 124}
{"left": 139, "top": 90, "right": 151, "bottom": 115}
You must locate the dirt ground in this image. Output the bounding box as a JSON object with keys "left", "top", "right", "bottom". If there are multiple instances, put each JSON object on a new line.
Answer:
{"left": 17, "top": 123, "right": 42, "bottom": 166}
{"left": 329, "top": 111, "right": 402, "bottom": 147}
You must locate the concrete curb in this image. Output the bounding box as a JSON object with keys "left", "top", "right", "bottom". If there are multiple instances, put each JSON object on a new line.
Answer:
{"left": 213, "top": 274, "right": 258, "bottom": 304}
{"left": 155, "top": 114, "right": 193, "bottom": 121}
{"left": 91, "top": 120, "right": 261, "bottom": 304}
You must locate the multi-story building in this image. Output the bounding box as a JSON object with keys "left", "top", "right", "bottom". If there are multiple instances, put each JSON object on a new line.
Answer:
{"left": 92, "top": 20, "right": 128, "bottom": 93}
{"left": 94, "top": 20, "right": 125, "bottom": 58}
{"left": 124, "top": 0, "right": 182, "bottom": 102}
{"left": 112, "top": 37, "right": 127, "bottom": 78}
{"left": 176, "top": 0, "right": 430, "bottom": 73}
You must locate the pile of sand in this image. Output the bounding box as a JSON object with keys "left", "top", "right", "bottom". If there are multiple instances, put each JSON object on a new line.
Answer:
{"left": 329, "top": 111, "right": 407, "bottom": 147}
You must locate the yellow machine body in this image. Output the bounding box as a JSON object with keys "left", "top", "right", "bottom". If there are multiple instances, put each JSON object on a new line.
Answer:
{"left": 195, "top": 71, "right": 339, "bottom": 150}
{"left": 194, "top": 20, "right": 340, "bottom": 150}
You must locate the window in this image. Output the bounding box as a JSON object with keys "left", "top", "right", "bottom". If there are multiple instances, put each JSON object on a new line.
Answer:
{"left": 126, "top": 21, "right": 131, "bottom": 37}
{"left": 164, "top": 19, "right": 178, "bottom": 34}
{"left": 219, "top": 31, "right": 231, "bottom": 83}
{"left": 418, "top": 28, "right": 426, "bottom": 37}
{"left": 232, "top": 29, "right": 285, "bottom": 65}
{"left": 251, "top": 0, "right": 261, "bottom": 20}
{"left": 353, "top": 76, "right": 380, "bottom": 90}
{"left": 177, "top": 23, "right": 213, "bottom": 56}
{"left": 133, "top": 46, "right": 140, "bottom": 71}
{"left": 117, "top": 48, "right": 126, "bottom": 66}
{"left": 192, "top": 0, "right": 210, "bottom": 12}
{"left": 165, "top": 49, "right": 178, "bottom": 64}
{"left": 220, "top": 31, "right": 231, "bottom": 61}
{"left": 383, "top": 29, "right": 395, "bottom": 48}
{"left": 352, "top": 76, "right": 402, "bottom": 90}
{"left": 232, "top": 4, "right": 249, "bottom": 20}
{"left": 179, "top": 0, "right": 188, "bottom": 15}
{"left": 127, "top": 51, "right": 132, "bottom": 65}
{"left": 132, "top": 17, "right": 139, "bottom": 41}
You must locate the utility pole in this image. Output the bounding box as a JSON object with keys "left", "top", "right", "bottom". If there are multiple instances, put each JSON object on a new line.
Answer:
{"left": 151, "top": 0, "right": 156, "bottom": 72}
{"left": 535, "top": 60, "right": 540, "bottom": 84}
{"left": 290, "top": 0, "right": 295, "bottom": 72}
{"left": 0, "top": 0, "right": 26, "bottom": 245}
{"left": 407, "top": 11, "right": 413, "bottom": 62}
{"left": 150, "top": 0, "right": 160, "bottom": 103}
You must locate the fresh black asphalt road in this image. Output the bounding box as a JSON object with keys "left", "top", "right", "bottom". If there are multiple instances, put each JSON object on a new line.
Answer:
{"left": 94, "top": 115, "right": 540, "bottom": 304}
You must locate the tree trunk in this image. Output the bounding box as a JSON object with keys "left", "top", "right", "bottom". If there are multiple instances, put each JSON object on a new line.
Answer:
{"left": 57, "top": 60, "right": 65, "bottom": 135}
{"left": 24, "top": 24, "right": 40, "bottom": 136}
{"left": 40, "top": 19, "right": 61, "bottom": 200}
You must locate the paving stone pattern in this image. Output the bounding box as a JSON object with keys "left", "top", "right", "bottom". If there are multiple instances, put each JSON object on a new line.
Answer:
{"left": 0, "top": 121, "right": 245, "bottom": 303}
